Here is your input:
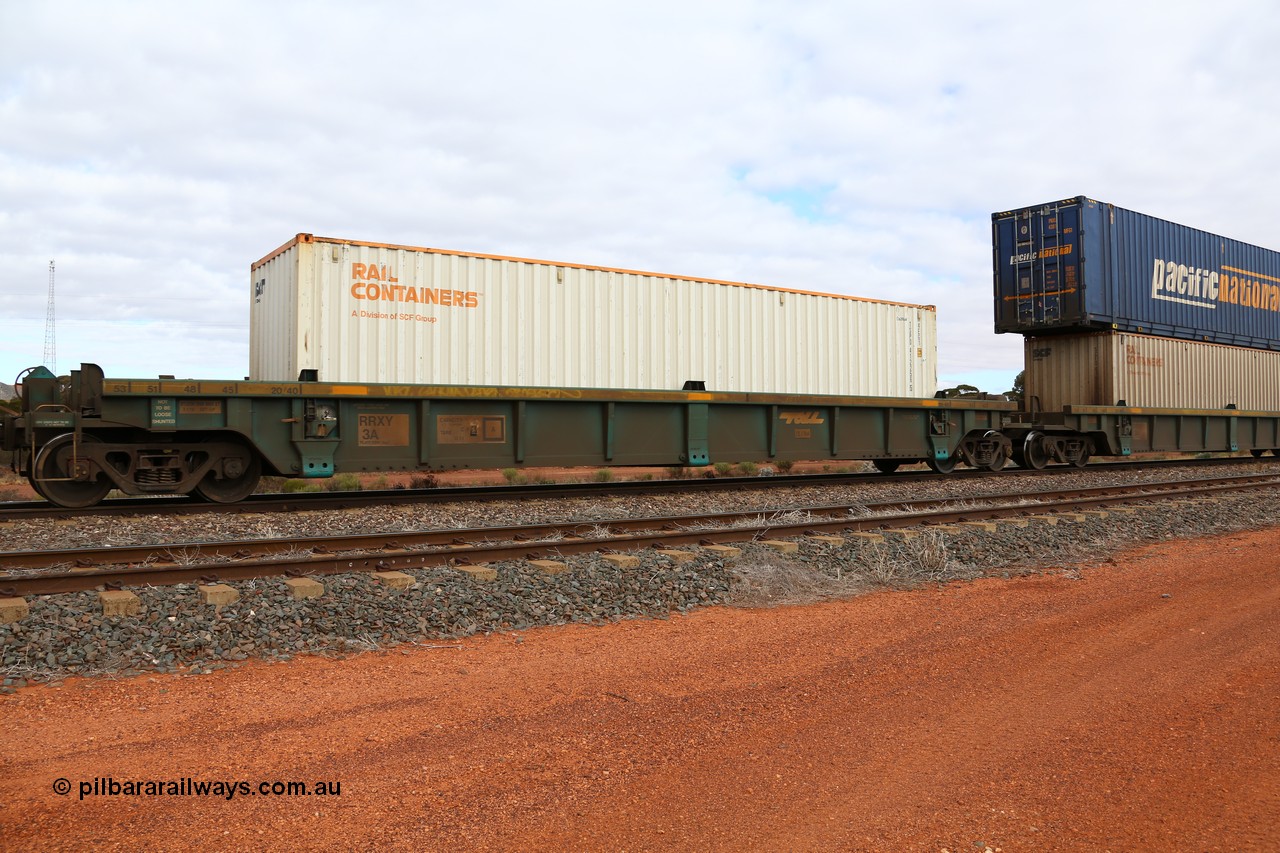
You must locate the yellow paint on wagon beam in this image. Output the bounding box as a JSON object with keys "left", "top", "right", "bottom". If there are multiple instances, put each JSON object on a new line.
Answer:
{"left": 97, "top": 376, "right": 1015, "bottom": 411}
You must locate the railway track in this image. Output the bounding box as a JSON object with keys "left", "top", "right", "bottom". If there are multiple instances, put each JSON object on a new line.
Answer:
{"left": 5, "top": 471, "right": 1279, "bottom": 596}
{"left": 1, "top": 454, "right": 1273, "bottom": 523}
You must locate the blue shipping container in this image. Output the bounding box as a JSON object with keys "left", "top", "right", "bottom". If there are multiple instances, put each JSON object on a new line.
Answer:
{"left": 992, "top": 196, "right": 1280, "bottom": 350}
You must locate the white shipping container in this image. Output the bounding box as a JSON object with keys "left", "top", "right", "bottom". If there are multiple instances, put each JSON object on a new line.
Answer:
{"left": 250, "top": 235, "right": 938, "bottom": 396}
{"left": 1024, "top": 332, "right": 1280, "bottom": 411}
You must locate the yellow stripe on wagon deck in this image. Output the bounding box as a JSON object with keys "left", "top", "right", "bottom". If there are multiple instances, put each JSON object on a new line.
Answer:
{"left": 99, "top": 377, "right": 1017, "bottom": 411}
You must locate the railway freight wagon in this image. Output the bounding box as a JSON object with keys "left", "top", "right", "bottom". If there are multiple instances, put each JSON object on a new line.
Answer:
{"left": 7, "top": 362, "right": 1279, "bottom": 509}
{"left": 3, "top": 363, "right": 1012, "bottom": 508}
{"left": 993, "top": 196, "right": 1280, "bottom": 350}
{"left": 250, "top": 235, "right": 937, "bottom": 396}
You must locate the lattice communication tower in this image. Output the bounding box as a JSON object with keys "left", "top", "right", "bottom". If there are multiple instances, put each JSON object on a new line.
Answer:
{"left": 44, "top": 260, "right": 56, "bottom": 374}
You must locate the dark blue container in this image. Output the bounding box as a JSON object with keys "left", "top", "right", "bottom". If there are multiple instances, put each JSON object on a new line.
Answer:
{"left": 992, "top": 196, "right": 1280, "bottom": 350}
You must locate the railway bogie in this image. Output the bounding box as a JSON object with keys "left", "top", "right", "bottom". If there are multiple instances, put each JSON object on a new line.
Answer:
{"left": 1010, "top": 405, "right": 1280, "bottom": 460}
{"left": 1004, "top": 428, "right": 1093, "bottom": 470}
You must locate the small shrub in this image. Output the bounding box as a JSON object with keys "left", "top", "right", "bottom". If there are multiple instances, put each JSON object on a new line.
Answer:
{"left": 409, "top": 474, "right": 439, "bottom": 489}
{"left": 713, "top": 462, "right": 733, "bottom": 476}
{"left": 736, "top": 461, "right": 758, "bottom": 476}
{"left": 326, "top": 472, "right": 362, "bottom": 492}
{"left": 665, "top": 466, "right": 689, "bottom": 479}
{"left": 775, "top": 459, "right": 794, "bottom": 472}
{"left": 532, "top": 476, "right": 558, "bottom": 485}
{"left": 501, "top": 468, "right": 520, "bottom": 483}
{"left": 368, "top": 475, "right": 390, "bottom": 490}
{"left": 593, "top": 469, "right": 615, "bottom": 483}
{"left": 283, "top": 479, "right": 322, "bottom": 493}
{"left": 636, "top": 473, "right": 654, "bottom": 481}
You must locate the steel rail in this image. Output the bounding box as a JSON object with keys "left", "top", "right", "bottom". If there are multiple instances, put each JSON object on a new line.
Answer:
{"left": 3, "top": 472, "right": 1279, "bottom": 573}
{"left": 3, "top": 474, "right": 1278, "bottom": 596}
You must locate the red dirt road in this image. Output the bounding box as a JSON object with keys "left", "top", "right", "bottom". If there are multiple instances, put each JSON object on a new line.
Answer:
{"left": 2, "top": 530, "right": 1278, "bottom": 851}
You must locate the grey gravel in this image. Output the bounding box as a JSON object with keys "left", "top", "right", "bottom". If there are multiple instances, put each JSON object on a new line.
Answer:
{"left": 0, "top": 552, "right": 735, "bottom": 689}
{"left": 1, "top": 471, "right": 1278, "bottom": 688}
{"left": 1, "top": 460, "right": 1274, "bottom": 552}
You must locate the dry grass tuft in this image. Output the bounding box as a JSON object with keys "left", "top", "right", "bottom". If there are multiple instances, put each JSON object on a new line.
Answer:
{"left": 725, "top": 532, "right": 978, "bottom": 608}
{"left": 162, "top": 547, "right": 208, "bottom": 566}
{"left": 725, "top": 549, "right": 868, "bottom": 607}
{"left": 860, "top": 532, "right": 962, "bottom": 586}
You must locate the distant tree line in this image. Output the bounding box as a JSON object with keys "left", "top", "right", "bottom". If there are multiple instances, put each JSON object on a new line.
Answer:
{"left": 937, "top": 370, "right": 1023, "bottom": 403}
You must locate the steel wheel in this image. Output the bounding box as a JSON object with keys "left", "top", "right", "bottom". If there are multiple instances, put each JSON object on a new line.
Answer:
{"left": 192, "top": 443, "right": 262, "bottom": 503}
{"left": 33, "top": 433, "right": 112, "bottom": 508}
{"left": 872, "top": 459, "right": 901, "bottom": 473}
{"left": 27, "top": 473, "right": 50, "bottom": 502}
{"left": 1021, "top": 432, "right": 1051, "bottom": 470}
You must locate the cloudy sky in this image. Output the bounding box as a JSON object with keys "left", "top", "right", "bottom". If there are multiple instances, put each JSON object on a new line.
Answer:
{"left": 3, "top": 1, "right": 1278, "bottom": 394}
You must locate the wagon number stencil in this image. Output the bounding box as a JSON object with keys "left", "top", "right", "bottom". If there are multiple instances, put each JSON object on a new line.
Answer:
{"left": 357, "top": 413, "right": 410, "bottom": 446}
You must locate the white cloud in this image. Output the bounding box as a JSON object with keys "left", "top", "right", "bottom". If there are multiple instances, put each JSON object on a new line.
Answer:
{"left": 2, "top": 0, "right": 1278, "bottom": 391}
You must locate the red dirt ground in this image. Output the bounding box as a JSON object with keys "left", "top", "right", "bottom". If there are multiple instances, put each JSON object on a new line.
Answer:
{"left": 1, "top": 529, "right": 1277, "bottom": 851}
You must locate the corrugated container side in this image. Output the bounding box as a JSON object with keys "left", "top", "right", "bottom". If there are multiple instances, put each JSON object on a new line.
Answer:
{"left": 1023, "top": 331, "right": 1280, "bottom": 411}
{"left": 249, "top": 236, "right": 938, "bottom": 397}
{"left": 994, "top": 196, "right": 1280, "bottom": 350}
{"left": 249, "top": 241, "right": 301, "bottom": 381}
